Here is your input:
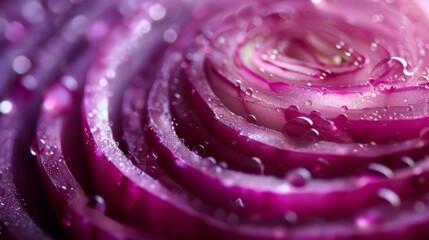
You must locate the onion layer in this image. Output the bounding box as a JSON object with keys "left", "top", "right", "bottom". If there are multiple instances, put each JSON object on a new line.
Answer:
{"left": 2, "top": 0, "right": 429, "bottom": 239}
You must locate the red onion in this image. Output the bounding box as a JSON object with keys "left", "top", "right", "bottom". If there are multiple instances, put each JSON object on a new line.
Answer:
{"left": 2, "top": 0, "right": 429, "bottom": 239}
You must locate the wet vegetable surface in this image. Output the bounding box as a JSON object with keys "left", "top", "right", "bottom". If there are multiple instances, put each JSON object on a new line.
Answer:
{"left": 2, "top": 0, "right": 429, "bottom": 239}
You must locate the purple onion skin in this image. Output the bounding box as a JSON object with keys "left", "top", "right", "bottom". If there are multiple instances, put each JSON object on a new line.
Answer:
{"left": 2, "top": 0, "right": 429, "bottom": 239}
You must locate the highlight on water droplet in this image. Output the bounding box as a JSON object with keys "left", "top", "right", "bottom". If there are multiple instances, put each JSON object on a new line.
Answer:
{"left": 377, "top": 188, "right": 401, "bottom": 207}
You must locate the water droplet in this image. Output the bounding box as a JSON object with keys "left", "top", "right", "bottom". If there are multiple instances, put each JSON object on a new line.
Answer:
{"left": 310, "top": 110, "right": 321, "bottom": 117}
{"left": 283, "top": 117, "right": 314, "bottom": 138}
{"left": 417, "top": 76, "right": 429, "bottom": 88}
{"left": 305, "top": 100, "right": 312, "bottom": 106}
{"left": 371, "top": 14, "right": 384, "bottom": 23}
{"left": 124, "top": 151, "right": 133, "bottom": 159}
{"left": 370, "top": 42, "right": 379, "bottom": 51}
{"left": 250, "top": 156, "right": 264, "bottom": 173}
{"left": 245, "top": 114, "right": 257, "bottom": 124}
{"left": 286, "top": 168, "right": 311, "bottom": 187}
{"left": 335, "top": 40, "right": 345, "bottom": 49}
{"left": 369, "top": 57, "right": 413, "bottom": 87}
{"left": 192, "top": 144, "right": 205, "bottom": 156}
{"left": 334, "top": 114, "right": 349, "bottom": 130}
{"left": 0, "top": 100, "right": 13, "bottom": 114}
{"left": 87, "top": 195, "right": 106, "bottom": 212}
{"left": 340, "top": 105, "right": 348, "bottom": 111}
{"left": 420, "top": 127, "right": 429, "bottom": 143}
{"left": 377, "top": 188, "right": 401, "bottom": 207}
{"left": 30, "top": 139, "right": 46, "bottom": 156}
{"left": 234, "top": 80, "right": 242, "bottom": 88}
{"left": 367, "top": 163, "right": 394, "bottom": 178}
{"left": 218, "top": 161, "right": 228, "bottom": 169}
{"left": 399, "top": 156, "right": 415, "bottom": 167}
{"left": 244, "top": 88, "right": 253, "bottom": 96}
{"left": 149, "top": 3, "right": 166, "bottom": 21}
{"left": 201, "top": 156, "right": 216, "bottom": 171}
{"left": 234, "top": 198, "right": 244, "bottom": 208}
{"left": 344, "top": 48, "right": 354, "bottom": 57}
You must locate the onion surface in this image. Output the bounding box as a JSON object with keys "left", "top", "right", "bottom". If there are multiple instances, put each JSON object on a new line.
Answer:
{"left": 2, "top": 0, "right": 429, "bottom": 239}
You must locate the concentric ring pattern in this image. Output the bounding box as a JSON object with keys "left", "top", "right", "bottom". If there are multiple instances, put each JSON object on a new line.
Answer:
{"left": 2, "top": 0, "right": 429, "bottom": 239}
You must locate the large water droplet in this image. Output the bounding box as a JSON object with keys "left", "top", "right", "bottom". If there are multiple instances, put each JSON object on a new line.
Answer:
{"left": 369, "top": 57, "right": 413, "bottom": 87}
{"left": 283, "top": 117, "right": 313, "bottom": 137}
